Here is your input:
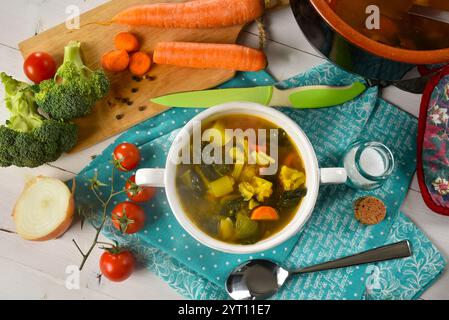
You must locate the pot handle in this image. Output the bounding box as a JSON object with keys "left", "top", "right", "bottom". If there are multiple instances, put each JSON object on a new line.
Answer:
{"left": 320, "top": 168, "right": 347, "bottom": 185}
{"left": 136, "top": 169, "right": 166, "bottom": 187}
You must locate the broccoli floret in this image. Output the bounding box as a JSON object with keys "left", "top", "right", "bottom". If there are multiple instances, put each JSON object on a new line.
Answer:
{"left": 35, "top": 41, "right": 110, "bottom": 120}
{"left": 0, "top": 73, "right": 78, "bottom": 168}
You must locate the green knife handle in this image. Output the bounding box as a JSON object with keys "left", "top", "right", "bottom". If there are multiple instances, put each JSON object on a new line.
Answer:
{"left": 287, "top": 82, "right": 366, "bottom": 109}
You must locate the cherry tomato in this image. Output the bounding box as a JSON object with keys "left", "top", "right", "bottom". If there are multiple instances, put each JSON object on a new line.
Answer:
{"left": 23, "top": 52, "right": 57, "bottom": 84}
{"left": 113, "top": 143, "right": 141, "bottom": 172}
{"left": 111, "top": 201, "right": 146, "bottom": 234}
{"left": 99, "top": 249, "right": 135, "bottom": 282}
{"left": 125, "top": 175, "right": 156, "bottom": 203}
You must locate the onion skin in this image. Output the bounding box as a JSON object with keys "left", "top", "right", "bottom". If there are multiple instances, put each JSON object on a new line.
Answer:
{"left": 12, "top": 176, "right": 75, "bottom": 242}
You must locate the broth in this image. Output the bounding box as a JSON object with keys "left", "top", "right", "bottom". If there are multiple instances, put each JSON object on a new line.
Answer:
{"left": 329, "top": 0, "right": 449, "bottom": 50}
{"left": 175, "top": 114, "right": 307, "bottom": 245}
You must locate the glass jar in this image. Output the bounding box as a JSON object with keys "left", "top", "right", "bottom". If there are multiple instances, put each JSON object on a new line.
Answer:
{"left": 342, "top": 141, "right": 395, "bottom": 190}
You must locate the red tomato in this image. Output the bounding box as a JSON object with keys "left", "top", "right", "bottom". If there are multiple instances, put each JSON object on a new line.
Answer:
{"left": 126, "top": 175, "right": 156, "bottom": 203}
{"left": 23, "top": 52, "right": 57, "bottom": 84}
{"left": 99, "top": 250, "right": 135, "bottom": 282}
{"left": 111, "top": 201, "right": 146, "bottom": 234}
{"left": 113, "top": 143, "right": 141, "bottom": 172}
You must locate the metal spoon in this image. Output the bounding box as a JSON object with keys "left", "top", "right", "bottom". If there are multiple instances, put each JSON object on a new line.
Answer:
{"left": 408, "top": 5, "right": 449, "bottom": 25}
{"left": 226, "top": 240, "right": 412, "bottom": 300}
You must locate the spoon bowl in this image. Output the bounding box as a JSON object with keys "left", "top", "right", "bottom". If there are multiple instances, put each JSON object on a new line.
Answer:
{"left": 226, "top": 240, "right": 412, "bottom": 300}
{"left": 225, "top": 260, "right": 289, "bottom": 300}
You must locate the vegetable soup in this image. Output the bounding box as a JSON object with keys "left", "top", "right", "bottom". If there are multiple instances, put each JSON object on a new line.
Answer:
{"left": 175, "top": 114, "right": 307, "bottom": 245}
{"left": 329, "top": 0, "right": 449, "bottom": 50}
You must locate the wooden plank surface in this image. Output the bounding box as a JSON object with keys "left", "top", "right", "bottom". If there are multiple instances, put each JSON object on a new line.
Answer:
{"left": 0, "top": 1, "right": 448, "bottom": 300}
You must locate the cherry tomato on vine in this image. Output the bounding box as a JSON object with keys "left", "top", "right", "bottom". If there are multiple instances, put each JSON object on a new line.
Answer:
{"left": 113, "top": 143, "right": 141, "bottom": 172}
{"left": 23, "top": 52, "right": 57, "bottom": 84}
{"left": 125, "top": 175, "right": 156, "bottom": 203}
{"left": 99, "top": 249, "right": 135, "bottom": 282}
{"left": 111, "top": 201, "right": 146, "bottom": 234}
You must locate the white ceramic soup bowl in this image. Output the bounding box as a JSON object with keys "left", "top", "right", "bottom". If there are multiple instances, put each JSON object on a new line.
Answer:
{"left": 136, "top": 102, "right": 346, "bottom": 254}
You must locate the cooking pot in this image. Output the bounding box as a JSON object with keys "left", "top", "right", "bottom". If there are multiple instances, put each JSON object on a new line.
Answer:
{"left": 290, "top": 0, "right": 449, "bottom": 93}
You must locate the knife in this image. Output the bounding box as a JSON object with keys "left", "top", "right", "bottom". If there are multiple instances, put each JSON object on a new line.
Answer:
{"left": 151, "top": 82, "right": 366, "bottom": 109}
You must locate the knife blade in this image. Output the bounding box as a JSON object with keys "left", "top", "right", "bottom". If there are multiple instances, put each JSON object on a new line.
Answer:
{"left": 151, "top": 82, "right": 366, "bottom": 109}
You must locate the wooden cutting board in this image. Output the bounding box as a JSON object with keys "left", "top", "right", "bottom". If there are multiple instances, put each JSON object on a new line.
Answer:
{"left": 18, "top": 0, "right": 248, "bottom": 152}
{"left": 19, "top": 0, "right": 290, "bottom": 152}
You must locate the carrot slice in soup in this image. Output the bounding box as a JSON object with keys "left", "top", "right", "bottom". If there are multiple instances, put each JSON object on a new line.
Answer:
{"left": 102, "top": 49, "right": 130, "bottom": 72}
{"left": 251, "top": 206, "right": 279, "bottom": 221}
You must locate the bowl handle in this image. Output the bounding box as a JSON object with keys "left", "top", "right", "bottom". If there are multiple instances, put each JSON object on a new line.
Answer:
{"left": 136, "top": 169, "right": 166, "bottom": 187}
{"left": 320, "top": 168, "right": 347, "bottom": 185}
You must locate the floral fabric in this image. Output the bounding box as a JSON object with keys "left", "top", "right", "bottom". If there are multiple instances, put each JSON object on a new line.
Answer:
{"left": 423, "top": 76, "right": 449, "bottom": 208}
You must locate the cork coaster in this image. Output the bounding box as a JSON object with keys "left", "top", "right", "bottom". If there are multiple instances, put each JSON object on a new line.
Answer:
{"left": 354, "top": 196, "right": 386, "bottom": 225}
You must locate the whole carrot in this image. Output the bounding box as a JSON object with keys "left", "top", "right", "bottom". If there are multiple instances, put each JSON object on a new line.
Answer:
{"left": 153, "top": 42, "right": 267, "bottom": 71}
{"left": 113, "top": 0, "right": 265, "bottom": 28}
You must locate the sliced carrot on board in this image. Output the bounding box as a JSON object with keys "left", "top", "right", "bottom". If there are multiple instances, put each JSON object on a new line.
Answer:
{"left": 114, "top": 32, "right": 140, "bottom": 52}
{"left": 153, "top": 42, "right": 267, "bottom": 72}
{"left": 129, "top": 51, "right": 152, "bottom": 76}
{"left": 102, "top": 49, "right": 130, "bottom": 73}
{"left": 251, "top": 206, "right": 279, "bottom": 221}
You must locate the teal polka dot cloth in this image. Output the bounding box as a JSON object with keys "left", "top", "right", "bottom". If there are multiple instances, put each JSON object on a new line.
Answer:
{"left": 75, "top": 63, "right": 446, "bottom": 300}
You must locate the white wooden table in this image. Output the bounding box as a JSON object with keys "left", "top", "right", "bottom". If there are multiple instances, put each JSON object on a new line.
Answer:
{"left": 0, "top": 1, "right": 448, "bottom": 300}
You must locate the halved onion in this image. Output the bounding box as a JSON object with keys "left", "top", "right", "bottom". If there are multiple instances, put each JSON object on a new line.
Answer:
{"left": 13, "top": 176, "right": 75, "bottom": 241}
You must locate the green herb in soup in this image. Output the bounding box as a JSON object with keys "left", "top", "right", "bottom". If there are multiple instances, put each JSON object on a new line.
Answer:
{"left": 175, "top": 115, "right": 307, "bottom": 245}
{"left": 329, "top": 0, "right": 449, "bottom": 50}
